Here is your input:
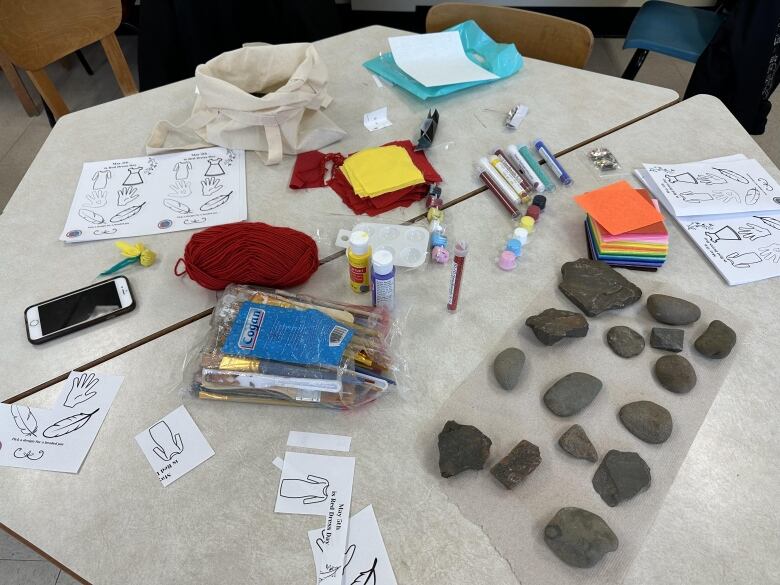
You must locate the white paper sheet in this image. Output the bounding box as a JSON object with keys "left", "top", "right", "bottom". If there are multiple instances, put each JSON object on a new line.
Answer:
{"left": 308, "top": 505, "right": 397, "bottom": 585}
{"left": 60, "top": 147, "right": 246, "bottom": 243}
{"left": 388, "top": 32, "right": 498, "bottom": 87}
{"left": 643, "top": 158, "right": 780, "bottom": 217}
{"left": 363, "top": 107, "right": 392, "bottom": 132}
{"left": 135, "top": 405, "right": 214, "bottom": 487}
{"left": 287, "top": 431, "right": 352, "bottom": 452}
{"left": 0, "top": 371, "right": 122, "bottom": 473}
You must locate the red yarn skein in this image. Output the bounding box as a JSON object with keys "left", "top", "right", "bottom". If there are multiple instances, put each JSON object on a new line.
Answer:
{"left": 175, "top": 223, "right": 319, "bottom": 291}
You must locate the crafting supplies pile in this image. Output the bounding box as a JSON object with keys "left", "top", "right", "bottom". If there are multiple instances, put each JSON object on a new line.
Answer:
{"left": 174, "top": 223, "right": 320, "bottom": 290}
{"left": 187, "top": 285, "right": 397, "bottom": 410}
{"left": 290, "top": 140, "right": 442, "bottom": 215}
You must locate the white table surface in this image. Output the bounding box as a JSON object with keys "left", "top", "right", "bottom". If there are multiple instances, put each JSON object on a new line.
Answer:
{"left": 2, "top": 96, "right": 778, "bottom": 585}
{"left": 0, "top": 26, "right": 678, "bottom": 400}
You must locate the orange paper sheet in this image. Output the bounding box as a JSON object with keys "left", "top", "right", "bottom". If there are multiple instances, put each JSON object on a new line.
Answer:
{"left": 574, "top": 180, "right": 664, "bottom": 235}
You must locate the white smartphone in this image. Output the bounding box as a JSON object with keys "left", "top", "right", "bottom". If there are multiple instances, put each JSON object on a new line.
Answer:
{"left": 25, "top": 276, "right": 135, "bottom": 344}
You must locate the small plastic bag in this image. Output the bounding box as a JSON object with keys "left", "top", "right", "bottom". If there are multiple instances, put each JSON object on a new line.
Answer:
{"left": 585, "top": 146, "right": 626, "bottom": 178}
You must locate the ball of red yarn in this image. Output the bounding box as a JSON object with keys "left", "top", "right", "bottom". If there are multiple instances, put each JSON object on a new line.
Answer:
{"left": 174, "top": 222, "right": 319, "bottom": 291}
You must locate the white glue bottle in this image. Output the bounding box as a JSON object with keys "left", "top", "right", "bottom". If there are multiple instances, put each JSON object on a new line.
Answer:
{"left": 371, "top": 250, "right": 395, "bottom": 310}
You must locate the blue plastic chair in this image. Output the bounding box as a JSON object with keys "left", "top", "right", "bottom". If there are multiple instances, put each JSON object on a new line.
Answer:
{"left": 621, "top": 0, "right": 725, "bottom": 80}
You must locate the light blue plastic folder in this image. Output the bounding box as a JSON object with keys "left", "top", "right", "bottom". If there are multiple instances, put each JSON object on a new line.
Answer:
{"left": 363, "top": 20, "right": 523, "bottom": 101}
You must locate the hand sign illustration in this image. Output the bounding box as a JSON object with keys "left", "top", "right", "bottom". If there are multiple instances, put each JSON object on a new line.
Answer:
{"left": 63, "top": 372, "right": 99, "bottom": 408}
{"left": 168, "top": 180, "right": 191, "bottom": 197}
{"left": 738, "top": 223, "right": 771, "bottom": 241}
{"left": 85, "top": 189, "right": 107, "bottom": 208}
{"left": 726, "top": 252, "right": 762, "bottom": 268}
{"left": 758, "top": 242, "right": 780, "bottom": 263}
{"left": 713, "top": 189, "right": 741, "bottom": 204}
{"left": 697, "top": 172, "right": 727, "bottom": 185}
{"left": 117, "top": 186, "right": 139, "bottom": 206}
{"left": 149, "top": 421, "right": 184, "bottom": 461}
{"left": 201, "top": 177, "right": 223, "bottom": 196}
{"left": 280, "top": 475, "right": 329, "bottom": 504}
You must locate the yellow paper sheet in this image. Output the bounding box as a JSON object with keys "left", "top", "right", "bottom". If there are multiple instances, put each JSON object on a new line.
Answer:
{"left": 341, "top": 145, "right": 425, "bottom": 198}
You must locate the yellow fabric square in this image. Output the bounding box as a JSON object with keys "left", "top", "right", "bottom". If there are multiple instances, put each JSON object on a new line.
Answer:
{"left": 341, "top": 145, "right": 425, "bottom": 198}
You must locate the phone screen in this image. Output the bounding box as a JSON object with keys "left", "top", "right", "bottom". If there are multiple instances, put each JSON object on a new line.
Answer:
{"left": 38, "top": 281, "right": 122, "bottom": 335}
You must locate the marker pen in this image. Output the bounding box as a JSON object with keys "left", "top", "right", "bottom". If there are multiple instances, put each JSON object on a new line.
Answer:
{"left": 534, "top": 139, "right": 572, "bottom": 185}
{"left": 506, "top": 144, "right": 543, "bottom": 193}
{"left": 493, "top": 149, "right": 533, "bottom": 193}
{"left": 478, "top": 158, "right": 521, "bottom": 205}
{"left": 447, "top": 240, "right": 468, "bottom": 312}
{"left": 518, "top": 145, "right": 556, "bottom": 192}
{"left": 480, "top": 171, "right": 521, "bottom": 218}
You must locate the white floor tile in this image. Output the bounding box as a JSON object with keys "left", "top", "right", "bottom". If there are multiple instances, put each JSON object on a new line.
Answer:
{"left": 0, "top": 559, "right": 59, "bottom": 585}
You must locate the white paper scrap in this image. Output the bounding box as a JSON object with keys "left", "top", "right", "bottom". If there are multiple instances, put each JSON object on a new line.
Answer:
{"left": 388, "top": 31, "right": 498, "bottom": 87}
{"left": 287, "top": 431, "right": 352, "bottom": 452}
{"left": 0, "top": 371, "right": 122, "bottom": 473}
{"left": 309, "top": 505, "right": 397, "bottom": 585}
{"left": 272, "top": 456, "right": 285, "bottom": 470}
{"left": 363, "top": 107, "right": 392, "bottom": 132}
{"left": 60, "top": 146, "right": 246, "bottom": 243}
{"left": 135, "top": 405, "right": 214, "bottom": 487}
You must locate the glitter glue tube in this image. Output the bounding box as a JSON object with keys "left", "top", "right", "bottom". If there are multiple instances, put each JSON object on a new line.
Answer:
{"left": 488, "top": 155, "right": 526, "bottom": 197}
{"left": 447, "top": 241, "right": 468, "bottom": 312}
{"left": 506, "top": 144, "right": 543, "bottom": 193}
{"left": 534, "top": 139, "right": 572, "bottom": 185}
{"left": 480, "top": 171, "right": 521, "bottom": 218}
{"left": 494, "top": 148, "right": 533, "bottom": 194}
{"left": 518, "top": 145, "right": 555, "bottom": 192}
{"left": 478, "top": 158, "right": 521, "bottom": 205}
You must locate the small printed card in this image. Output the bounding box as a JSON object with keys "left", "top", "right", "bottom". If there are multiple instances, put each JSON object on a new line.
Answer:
{"left": 135, "top": 406, "right": 214, "bottom": 487}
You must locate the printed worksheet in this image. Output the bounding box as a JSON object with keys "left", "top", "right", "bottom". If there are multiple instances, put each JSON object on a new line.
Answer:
{"left": 0, "top": 371, "right": 122, "bottom": 473}
{"left": 60, "top": 146, "right": 246, "bottom": 243}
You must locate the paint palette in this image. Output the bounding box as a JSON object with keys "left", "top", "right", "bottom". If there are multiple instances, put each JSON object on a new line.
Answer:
{"left": 335, "top": 223, "right": 430, "bottom": 268}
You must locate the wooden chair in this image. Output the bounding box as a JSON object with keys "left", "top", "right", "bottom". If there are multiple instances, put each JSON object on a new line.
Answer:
{"left": 426, "top": 3, "right": 594, "bottom": 69}
{"left": 0, "top": 0, "right": 137, "bottom": 121}
{"left": 0, "top": 50, "right": 40, "bottom": 116}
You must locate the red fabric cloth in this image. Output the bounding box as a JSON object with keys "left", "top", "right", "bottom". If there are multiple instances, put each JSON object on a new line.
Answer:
{"left": 288, "top": 140, "right": 442, "bottom": 216}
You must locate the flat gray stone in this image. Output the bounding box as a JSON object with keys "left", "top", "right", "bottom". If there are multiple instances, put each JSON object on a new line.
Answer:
{"left": 543, "top": 372, "right": 602, "bottom": 417}
{"left": 558, "top": 258, "right": 642, "bottom": 317}
{"left": 694, "top": 320, "right": 736, "bottom": 359}
{"left": 544, "top": 507, "right": 619, "bottom": 568}
{"left": 558, "top": 424, "right": 598, "bottom": 462}
{"left": 619, "top": 401, "right": 673, "bottom": 444}
{"left": 654, "top": 354, "right": 697, "bottom": 393}
{"left": 525, "top": 308, "right": 589, "bottom": 346}
{"left": 606, "top": 325, "right": 645, "bottom": 358}
{"left": 650, "top": 327, "right": 684, "bottom": 352}
{"left": 492, "top": 347, "right": 526, "bottom": 391}
{"left": 490, "top": 440, "right": 541, "bottom": 489}
{"left": 592, "top": 450, "right": 651, "bottom": 507}
{"left": 647, "top": 294, "right": 701, "bottom": 325}
{"left": 438, "top": 421, "right": 491, "bottom": 478}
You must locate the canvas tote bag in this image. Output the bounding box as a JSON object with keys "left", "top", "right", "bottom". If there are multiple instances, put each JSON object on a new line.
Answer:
{"left": 146, "top": 44, "right": 346, "bottom": 164}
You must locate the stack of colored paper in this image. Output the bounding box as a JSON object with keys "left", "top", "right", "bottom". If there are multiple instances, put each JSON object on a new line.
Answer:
{"left": 341, "top": 145, "right": 425, "bottom": 198}
{"left": 575, "top": 181, "right": 668, "bottom": 270}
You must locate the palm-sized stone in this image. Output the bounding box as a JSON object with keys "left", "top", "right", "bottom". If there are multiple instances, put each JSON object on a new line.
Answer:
{"left": 650, "top": 327, "right": 684, "bottom": 352}
{"left": 619, "top": 401, "right": 673, "bottom": 444}
{"left": 544, "top": 507, "right": 619, "bottom": 568}
{"left": 647, "top": 294, "right": 701, "bottom": 325}
{"left": 654, "top": 355, "right": 697, "bottom": 393}
{"left": 490, "top": 440, "right": 541, "bottom": 489}
{"left": 558, "top": 424, "right": 598, "bottom": 462}
{"left": 558, "top": 258, "right": 642, "bottom": 317}
{"left": 525, "top": 308, "right": 589, "bottom": 346}
{"left": 606, "top": 325, "right": 645, "bottom": 358}
{"left": 493, "top": 347, "right": 526, "bottom": 391}
{"left": 592, "top": 450, "right": 651, "bottom": 507}
{"left": 543, "top": 373, "right": 602, "bottom": 417}
{"left": 694, "top": 320, "right": 736, "bottom": 359}
{"left": 438, "top": 421, "right": 491, "bottom": 478}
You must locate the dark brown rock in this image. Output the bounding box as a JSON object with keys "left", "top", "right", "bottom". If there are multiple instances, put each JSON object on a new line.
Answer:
{"left": 490, "top": 440, "right": 541, "bottom": 489}
{"left": 558, "top": 424, "right": 598, "bottom": 462}
{"left": 438, "top": 421, "right": 492, "bottom": 478}
{"left": 647, "top": 294, "right": 701, "bottom": 325}
{"left": 694, "top": 320, "right": 736, "bottom": 359}
{"left": 525, "top": 308, "right": 588, "bottom": 346}
{"left": 654, "top": 355, "right": 697, "bottom": 393}
{"left": 544, "top": 507, "right": 619, "bottom": 568}
{"left": 558, "top": 258, "right": 642, "bottom": 317}
{"left": 592, "top": 450, "right": 651, "bottom": 507}
{"left": 606, "top": 325, "right": 645, "bottom": 358}
{"left": 619, "top": 401, "right": 673, "bottom": 444}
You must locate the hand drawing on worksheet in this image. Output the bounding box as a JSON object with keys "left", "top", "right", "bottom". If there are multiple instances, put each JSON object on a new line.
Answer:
{"left": 60, "top": 146, "right": 246, "bottom": 243}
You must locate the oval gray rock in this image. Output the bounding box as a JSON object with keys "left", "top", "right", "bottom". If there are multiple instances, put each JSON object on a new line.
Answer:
{"left": 438, "top": 421, "right": 492, "bottom": 478}
{"left": 606, "top": 325, "right": 645, "bottom": 358}
{"left": 493, "top": 347, "right": 526, "bottom": 391}
{"left": 558, "top": 424, "right": 598, "bottom": 462}
{"left": 694, "top": 320, "right": 736, "bottom": 359}
{"left": 544, "top": 507, "right": 618, "bottom": 568}
{"left": 543, "top": 372, "right": 602, "bottom": 417}
{"left": 619, "top": 401, "right": 673, "bottom": 444}
{"left": 592, "top": 450, "right": 651, "bottom": 507}
{"left": 654, "top": 354, "right": 697, "bottom": 393}
{"left": 647, "top": 294, "right": 701, "bottom": 325}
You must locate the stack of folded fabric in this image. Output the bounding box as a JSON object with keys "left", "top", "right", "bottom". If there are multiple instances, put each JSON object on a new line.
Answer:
{"left": 575, "top": 181, "right": 668, "bottom": 270}
{"left": 290, "top": 140, "right": 442, "bottom": 216}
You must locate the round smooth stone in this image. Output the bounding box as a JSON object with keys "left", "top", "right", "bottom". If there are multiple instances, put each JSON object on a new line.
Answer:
{"left": 646, "top": 294, "right": 701, "bottom": 325}
{"left": 606, "top": 325, "right": 645, "bottom": 358}
{"left": 654, "top": 355, "right": 697, "bottom": 393}
{"left": 493, "top": 347, "right": 526, "bottom": 391}
{"left": 619, "top": 400, "right": 673, "bottom": 444}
